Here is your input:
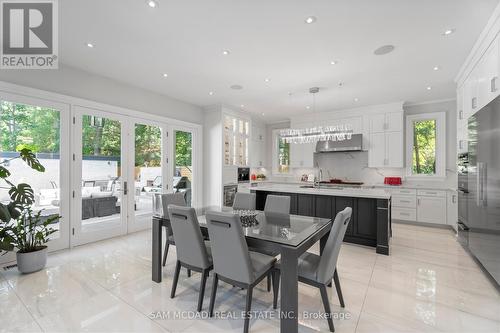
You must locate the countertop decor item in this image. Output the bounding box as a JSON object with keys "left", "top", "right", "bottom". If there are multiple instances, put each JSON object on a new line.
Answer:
{"left": 384, "top": 177, "right": 402, "bottom": 185}
{"left": 235, "top": 210, "right": 259, "bottom": 227}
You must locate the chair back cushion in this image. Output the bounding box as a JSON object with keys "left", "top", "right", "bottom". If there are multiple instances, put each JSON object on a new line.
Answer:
{"left": 162, "top": 193, "right": 186, "bottom": 215}
{"left": 168, "top": 205, "right": 210, "bottom": 269}
{"left": 206, "top": 211, "right": 254, "bottom": 284}
{"left": 232, "top": 192, "right": 256, "bottom": 210}
{"left": 264, "top": 195, "right": 290, "bottom": 214}
{"left": 317, "top": 207, "right": 352, "bottom": 284}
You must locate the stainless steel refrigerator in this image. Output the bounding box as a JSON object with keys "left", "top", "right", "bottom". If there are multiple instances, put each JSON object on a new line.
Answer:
{"left": 466, "top": 97, "right": 500, "bottom": 286}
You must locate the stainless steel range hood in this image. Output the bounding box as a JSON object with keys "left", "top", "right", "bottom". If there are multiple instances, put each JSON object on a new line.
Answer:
{"left": 315, "top": 134, "right": 363, "bottom": 153}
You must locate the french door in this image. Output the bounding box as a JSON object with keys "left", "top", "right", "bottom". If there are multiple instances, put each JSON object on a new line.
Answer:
{"left": 0, "top": 92, "right": 70, "bottom": 262}
{"left": 71, "top": 108, "right": 170, "bottom": 245}
{"left": 71, "top": 106, "right": 129, "bottom": 245}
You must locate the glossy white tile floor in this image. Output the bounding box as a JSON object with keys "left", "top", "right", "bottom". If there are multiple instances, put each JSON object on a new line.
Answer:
{"left": 1, "top": 223, "right": 499, "bottom": 333}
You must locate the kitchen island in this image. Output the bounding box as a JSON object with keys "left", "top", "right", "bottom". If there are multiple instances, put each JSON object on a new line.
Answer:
{"left": 251, "top": 184, "right": 391, "bottom": 255}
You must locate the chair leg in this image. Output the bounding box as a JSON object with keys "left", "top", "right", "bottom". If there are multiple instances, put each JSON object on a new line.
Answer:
{"left": 244, "top": 286, "right": 253, "bottom": 333}
{"left": 197, "top": 269, "right": 209, "bottom": 312}
{"left": 333, "top": 269, "right": 345, "bottom": 308}
{"left": 162, "top": 242, "right": 169, "bottom": 267}
{"left": 267, "top": 272, "right": 271, "bottom": 292}
{"left": 319, "top": 285, "right": 335, "bottom": 333}
{"left": 170, "top": 260, "right": 181, "bottom": 299}
{"left": 209, "top": 273, "right": 219, "bottom": 317}
{"left": 187, "top": 269, "right": 191, "bottom": 277}
{"left": 272, "top": 269, "right": 280, "bottom": 309}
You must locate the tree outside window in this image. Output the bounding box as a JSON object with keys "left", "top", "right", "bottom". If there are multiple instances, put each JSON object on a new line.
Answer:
{"left": 412, "top": 119, "right": 436, "bottom": 175}
{"left": 277, "top": 136, "right": 290, "bottom": 173}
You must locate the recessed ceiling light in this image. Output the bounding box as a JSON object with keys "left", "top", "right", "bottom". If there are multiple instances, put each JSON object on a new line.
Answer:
{"left": 427, "top": 86, "right": 432, "bottom": 91}
{"left": 374, "top": 45, "right": 395, "bottom": 55}
{"left": 146, "top": 0, "right": 158, "bottom": 8}
{"left": 261, "top": 113, "right": 265, "bottom": 116}
{"left": 264, "top": 78, "right": 270, "bottom": 83}
{"left": 208, "top": 91, "right": 214, "bottom": 96}
{"left": 240, "top": 104, "right": 245, "bottom": 108}
{"left": 230, "top": 84, "right": 243, "bottom": 90}
{"left": 86, "top": 42, "right": 94, "bottom": 48}
{"left": 162, "top": 73, "right": 168, "bottom": 78}
{"left": 443, "top": 29, "right": 455, "bottom": 36}
{"left": 330, "top": 60, "right": 338, "bottom": 65}
{"left": 433, "top": 66, "right": 440, "bottom": 71}
{"left": 306, "top": 106, "right": 310, "bottom": 110}
{"left": 305, "top": 16, "right": 317, "bottom": 24}
{"left": 354, "top": 98, "right": 359, "bottom": 102}
{"left": 222, "top": 50, "right": 230, "bottom": 56}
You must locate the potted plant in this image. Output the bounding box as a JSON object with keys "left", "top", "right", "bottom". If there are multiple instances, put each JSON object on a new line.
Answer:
{"left": 0, "top": 147, "right": 58, "bottom": 273}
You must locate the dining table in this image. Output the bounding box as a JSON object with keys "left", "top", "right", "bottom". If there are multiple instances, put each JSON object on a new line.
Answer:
{"left": 151, "top": 206, "right": 333, "bottom": 333}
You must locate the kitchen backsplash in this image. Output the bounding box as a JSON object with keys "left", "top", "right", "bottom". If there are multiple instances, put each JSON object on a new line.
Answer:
{"left": 266, "top": 151, "right": 455, "bottom": 188}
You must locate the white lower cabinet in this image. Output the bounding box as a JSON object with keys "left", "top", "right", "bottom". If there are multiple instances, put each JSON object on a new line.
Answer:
{"left": 389, "top": 188, "right": 448, "bottom": 225}
{"left": 416, "top": 195, "right": 447, "bottom": 224}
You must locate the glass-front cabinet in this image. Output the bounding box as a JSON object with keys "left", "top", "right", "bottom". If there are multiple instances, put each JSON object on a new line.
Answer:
{"left": 224, "top": 115, "right": 249, "bottom": 166}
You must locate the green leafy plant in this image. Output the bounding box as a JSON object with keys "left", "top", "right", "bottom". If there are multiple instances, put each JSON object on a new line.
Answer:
{"left": 0, "top": 147, "right": 56, "bottom": 253}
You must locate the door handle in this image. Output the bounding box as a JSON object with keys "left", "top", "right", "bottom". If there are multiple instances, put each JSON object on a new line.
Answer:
{"left": 491, "top": 77, "right": 498, "bottom": 93}
{"left": 472, "top": 97, "right": 477, "bottom": 109}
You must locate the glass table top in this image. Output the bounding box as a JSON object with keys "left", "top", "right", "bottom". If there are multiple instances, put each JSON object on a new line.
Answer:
{"left": 192, "top": 206, "right": 332, "bottom": 247}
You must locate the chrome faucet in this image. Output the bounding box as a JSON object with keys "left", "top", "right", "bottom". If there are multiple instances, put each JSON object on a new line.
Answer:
{"left": 314, "top": 168, "right": 323, "bottom": 189}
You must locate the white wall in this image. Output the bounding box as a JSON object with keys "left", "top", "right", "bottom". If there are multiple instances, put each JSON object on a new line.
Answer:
{"left": 0, "top": 64, "right": 204, "bottom": 124}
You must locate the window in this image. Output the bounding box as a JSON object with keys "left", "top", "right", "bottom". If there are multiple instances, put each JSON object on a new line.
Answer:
{"left": 272, "top": 129, "right": 290, "bottom": 174}
{"left": 406, "top": 112, "right": 446, "bottom": 178}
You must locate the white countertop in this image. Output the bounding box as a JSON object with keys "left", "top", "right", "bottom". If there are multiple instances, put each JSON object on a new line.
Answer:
{"left": 251, "top": 184, "right": 391, "bottom": 199}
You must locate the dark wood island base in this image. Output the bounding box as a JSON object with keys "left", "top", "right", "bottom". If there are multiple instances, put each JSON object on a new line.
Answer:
{"left": 253, "top": 190, "right": 391, "bottom": 255}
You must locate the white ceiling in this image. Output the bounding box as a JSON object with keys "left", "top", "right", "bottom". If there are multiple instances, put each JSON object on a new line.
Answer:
{"left": 60, "top": 0, "right": 498, "bottom": 122}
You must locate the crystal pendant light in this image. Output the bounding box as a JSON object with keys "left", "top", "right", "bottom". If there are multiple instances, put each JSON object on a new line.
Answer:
{"left": 280, "top": 87, "right": 353, "bottom": 144}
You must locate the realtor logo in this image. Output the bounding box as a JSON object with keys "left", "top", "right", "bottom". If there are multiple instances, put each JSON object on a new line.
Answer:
{"left": 1, "top": 0, "right": 58, "bottom": 69}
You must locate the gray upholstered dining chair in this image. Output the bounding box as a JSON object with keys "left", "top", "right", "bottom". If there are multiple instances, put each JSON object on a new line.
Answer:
{"left": 232, "top": 192, "right": 256, "bottom": 211}
{"left": 206, "top": 211, "right": 278, "bottom": 333}
{"left": 161, "top": 193, "right": 186, "bottom": 267}
{"left": 273, "top": 207, "right": 352, "bottom": 333}
{"left": 168, "top": 205, "right": 213, "bottom": 312}
{"left": 264, "top": 194, "right": 290, "bottom": 214}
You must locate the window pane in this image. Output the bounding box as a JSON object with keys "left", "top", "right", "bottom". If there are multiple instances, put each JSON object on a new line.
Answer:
{"left": 0, "top": 101, "right": 61, "bottom": 240}
{"left": 278, "top": 137, "right": 290, "bottom": 173}
{"left": 174, "top": 130, "right": 192, "bottom": 206}
{"left": 134, "top": 124, "right": 161, "bottom": 220}
{"left": 412, "top": 119, "right": 436, "bottom": 174}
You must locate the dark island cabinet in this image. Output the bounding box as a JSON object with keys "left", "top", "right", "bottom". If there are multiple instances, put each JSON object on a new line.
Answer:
{"left": 253, "top": 190, "right": 389, "bottom": 254}
{"left": 314, "top": 195, "right": 334, "bottom": 219}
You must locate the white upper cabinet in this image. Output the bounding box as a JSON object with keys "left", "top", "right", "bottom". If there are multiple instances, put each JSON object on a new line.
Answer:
{"left": 250, "top": 124, "right": 266, "bottom": 167}
{"left": 370, "top": 112, "right": 402, "bottom": 133}
{"left": 368, "top": 132, "right": 386, "bottom": 167}
{"left": 368, "top": 111, "right": 403, "bottom": 168}
{"left": 457, "top": 84, "right": 468, "bottom": 154}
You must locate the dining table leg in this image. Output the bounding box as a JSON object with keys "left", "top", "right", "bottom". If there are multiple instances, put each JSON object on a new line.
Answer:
{"left": 152, "top": 217, "right": 162, "bottom": 283}
{"left": 280, "top": 248, "right": 299, "bottom": 333}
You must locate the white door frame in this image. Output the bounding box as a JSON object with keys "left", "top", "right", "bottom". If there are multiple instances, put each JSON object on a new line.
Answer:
{"left": 71, "top": 106, "right": 129, "bottom": 246}
{"left": 0, "top": 91, "right": 71, "bottom": 259}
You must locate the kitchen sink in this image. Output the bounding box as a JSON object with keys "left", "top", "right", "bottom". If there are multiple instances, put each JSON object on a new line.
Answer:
{"left": 300, "top": 185, "right": 344, "bottom": 190}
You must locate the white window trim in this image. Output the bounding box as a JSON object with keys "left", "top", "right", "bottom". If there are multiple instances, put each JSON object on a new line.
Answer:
{"left": 272, "top": 129, "right": 291, "bottom": 175}
{"left": 405, "top": 112, "right": 446, "bottom": 179}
